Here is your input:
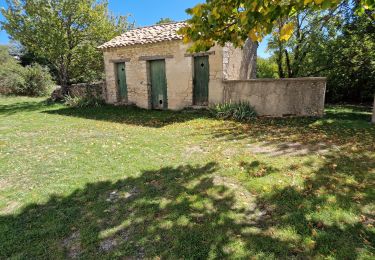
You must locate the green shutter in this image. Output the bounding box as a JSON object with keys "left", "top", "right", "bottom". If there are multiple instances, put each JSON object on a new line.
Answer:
{"left": 193, "top": 56, "right": 209, "bottom": 105}
{"left": 150, "top": 60, "right": 168, "bottom": 109}
{"left": 116, "top": 63, "right": 127, "bottom": 101}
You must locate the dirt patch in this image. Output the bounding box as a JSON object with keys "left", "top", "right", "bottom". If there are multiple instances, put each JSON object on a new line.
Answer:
{"left": 0, "top": 201, "right": 21, "bottom": 214}
{"left": 62, "top": 231, "right": 81, "bottom": 259}
{"left": 0, "top": 179, "right": 10, "bottom": 190}
{"left": 222, "top": 148, "right": 238, "bottom": 158}
{"left": 247, "top": 141, "right": 331, "bottom": 157}
{"left": 213, "top": 176, "right": 272, "bottom": 224}
{"left": 184, "top": 145, "right": 206, "bottom": 158}
{"left": 106, "top": 187, "right": 139, "bottom": 203}
{"left": 100, "top": 237, "right": 118, "bottom": 252}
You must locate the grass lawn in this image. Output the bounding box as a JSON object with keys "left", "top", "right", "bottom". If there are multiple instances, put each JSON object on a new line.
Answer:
{"left": 0, "top": 96, "right": 374, "bottom": 259}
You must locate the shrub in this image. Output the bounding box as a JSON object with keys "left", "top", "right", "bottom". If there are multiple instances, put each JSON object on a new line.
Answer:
{"left": 0, "top": 45, "right": 55, "bottom": 96}
{"left": 64, "top": 95, "right": 103, "bottom": 108}
{"left": 0, "top": 45, "right": 26, "bottom": 95}
{"left": 22, "top": 63, "right": 55, "bottom": 96}
{"left": 0, "top": 63, "right": 26, "bottom": 95}
{"left": 210, "top": 101, "right": 257, "bottom": 121}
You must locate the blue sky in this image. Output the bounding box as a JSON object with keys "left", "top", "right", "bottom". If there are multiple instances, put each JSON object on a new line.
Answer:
{"left": 0, "top": 0, "right": 269, "bottom": 57}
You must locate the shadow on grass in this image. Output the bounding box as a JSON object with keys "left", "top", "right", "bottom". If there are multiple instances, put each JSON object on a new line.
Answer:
{"left": 1, "top": 157, "right": 374, "bottom": 258}
{"left": 0, "top": 100, "right": 50, "bottom": 116}
{"left": 44, "top": 105, "right": 211, "bottom": 128}
{"left": 208, "top": 105, "right": 374, "bottom": 154}
{"left": 0, "top": 162, "right": 286, "bottom": 259}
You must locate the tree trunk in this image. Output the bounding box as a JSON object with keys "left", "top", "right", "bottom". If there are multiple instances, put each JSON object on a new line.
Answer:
{"left": 284, "top": 49, "right": 292, "bottom": 77}
{"left": 239, "top": 38, "right": 258, "bottom": 79}
{"left": 372, "top": 95, "right": 375, "bottom": 124}
{"left": 59, "top": 63, "right": 70, "bottom": 96}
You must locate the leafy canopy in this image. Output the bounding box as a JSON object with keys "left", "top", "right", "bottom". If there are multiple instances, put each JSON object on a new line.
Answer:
{"left": 180, "top": 0, "right": 374, "bottom": 52}
{"left": 1, "top": 0, "right": 130, "bottom": 87}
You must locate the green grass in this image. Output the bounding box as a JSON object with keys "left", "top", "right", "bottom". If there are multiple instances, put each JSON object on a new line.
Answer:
{"left": 0, "top": 96, "right": 374, "bottom": 259}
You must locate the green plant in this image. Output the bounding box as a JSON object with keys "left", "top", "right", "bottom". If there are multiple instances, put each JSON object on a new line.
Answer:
{"left": 0, "top": 45, "right": 26, "bottom": 95}
{"left": 64, "top": 95, "right": 103, "bottom": 108}
{"left": 210, "top": 101, "right": 257, "bottom": 121}
{"left": 257, "top": 57, "right": 279, "bottom": 78}
{"left": 23, "top": 63, "right": 54, "bottom": 96}
{"left": 0, "top": 46, "right": 54, "bottom": 97}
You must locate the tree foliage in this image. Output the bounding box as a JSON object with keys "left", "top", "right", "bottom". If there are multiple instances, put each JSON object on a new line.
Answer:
{"left": 267, "top": 8, "right": 342, "bottom": 78}
{"left": 180, "top": 0, "right": 374, "bottom": 52}
{"left": 1, "top": 0, "right": 131, "bottom": 93}
{"left": 156, "top": 18, "right": 175, "bottom": 24}
{"left": 314, "top": 13, "right": 375, "bottom": 102}
{"left": 256, "top": 57, "right": 279, "bottom": 78}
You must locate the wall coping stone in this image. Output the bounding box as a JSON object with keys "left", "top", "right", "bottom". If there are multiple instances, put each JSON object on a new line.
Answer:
{"left": 223, "top": 77, "right": 326, "bottom": 83}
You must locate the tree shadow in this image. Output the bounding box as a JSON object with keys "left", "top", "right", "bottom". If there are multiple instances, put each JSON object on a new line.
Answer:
{"left": 258, "top": 149, "right": 375, "bottom": 259}
{"left": 208, "top": 105, "right": 374, "bottom": 157}
{"left": 0, "top": 162, "right": 294, "bottom": 258}
{"left": 1, "top": 154, "right": 373, "bottom": 258}
{"left": 44, "top": 105, "right": 211, "bottom": 128}
{"left": 0, "top": 100, "right": 50, "bottom": 116}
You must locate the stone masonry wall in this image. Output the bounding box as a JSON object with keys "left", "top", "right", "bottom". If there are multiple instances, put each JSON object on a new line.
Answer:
{"left": 223, "top": 78, "right": 327, "bottom": 117}
{"left": 102, "top": 40, "right": 224, "bottom": 110}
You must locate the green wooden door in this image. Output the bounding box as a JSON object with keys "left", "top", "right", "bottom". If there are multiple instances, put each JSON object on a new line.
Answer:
{"left": 150, "top": 60, "right": 167, "bottom": 109}
{"left": 116, "top": 63, "right": 127, "bottom": 101}
{"left": 193, "top": 56, "right": 209, "bottom": 105}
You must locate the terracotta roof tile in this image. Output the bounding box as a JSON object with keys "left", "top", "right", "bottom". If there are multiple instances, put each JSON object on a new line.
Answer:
{"left": 98, "top": 22, "right": 187, "bottom": 49}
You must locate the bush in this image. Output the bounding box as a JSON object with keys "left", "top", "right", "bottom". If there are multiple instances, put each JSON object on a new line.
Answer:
{"left": 22, "top": 63, "right": 55, "bottom": 96}
{"left": 0, "top": 63, "right": 26, "bottom": 95}
{"left": 0, "top": 46, "right": 55, "bottom": 96}
{"left": 64, "top": 95, "right": 104, "bottom": 108}
{"left": 210, "top": 101, "right": 257, "bottom": 121}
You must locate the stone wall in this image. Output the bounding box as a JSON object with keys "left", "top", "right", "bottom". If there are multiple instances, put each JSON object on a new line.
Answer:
{"left": 102, "top": 40, "right": 224, "bottom": 110}
{"left": 69, "top": 82, "right": 105, "bottom": 99}
{"left": 222, "top": 78, "right": 326, "bottom": 117}
{"left": 102, "top": 40, "right": 327, "bottom": 117}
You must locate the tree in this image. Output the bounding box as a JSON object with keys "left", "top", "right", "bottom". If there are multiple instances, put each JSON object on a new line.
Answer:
{"left": 1, "top": 0, "right": 131, "bottom": 94}
{"left": 267, "top": 8, "right": 343, "bottom": 78}
{"left": 315, "top": 12, "right": 375, "bottom": 103}
{"left": 256, "top": 57, "right": 279, "bottom": 78}
{"left": 180, "top": 0, "right": 373, "bottom": 52}
{"left": 181, "top": 0, "right": 374, "bottom": 118}
{"left": 156, "top": 18, "right": 175, "bottom": 24}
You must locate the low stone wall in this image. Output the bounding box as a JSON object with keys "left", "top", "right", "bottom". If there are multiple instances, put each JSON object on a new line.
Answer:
{"left": 51, "top": 81, "right": 106, "bottom": 101}
{"left": 223, "top": 78, "right": 326, "bottom": 117}
{"left": 69, "top": 82, "right": 105, "bottom": 99}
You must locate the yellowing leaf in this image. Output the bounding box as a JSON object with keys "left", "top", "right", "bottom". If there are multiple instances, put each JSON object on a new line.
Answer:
{"left": 279, "top": 22, "right": 294, "bottom": 41}
{"left": 304, "top": 0, "right": 313, "bottom": 4}
{"left": 212, "top": 7, "right": 220, "bottom": 18}
{"left": 183, "top": 36, "right": 190, "bottom": 44}
{"left": 191, "top": 4, "right": 203, "bottom": 16}
{"left": 248, "top": 28, "right": 262, "bottom": 42}
{"left": 314, "top": 0, "right": 324, "bottom": 4}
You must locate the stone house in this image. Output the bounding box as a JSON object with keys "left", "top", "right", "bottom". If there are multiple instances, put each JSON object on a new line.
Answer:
{"left": 98, "top": 22, "right": 246, "bottom": 110}
{"left": 99, "top": 22, "right": 326, "bottom": 116}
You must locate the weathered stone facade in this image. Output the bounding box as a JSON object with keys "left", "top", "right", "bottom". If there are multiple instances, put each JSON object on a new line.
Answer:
{"left": 102, "top": 40, "right": 226, "bottom": 110}
{"left": 100, "top": 22, "right": 327, "bottom": 117}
